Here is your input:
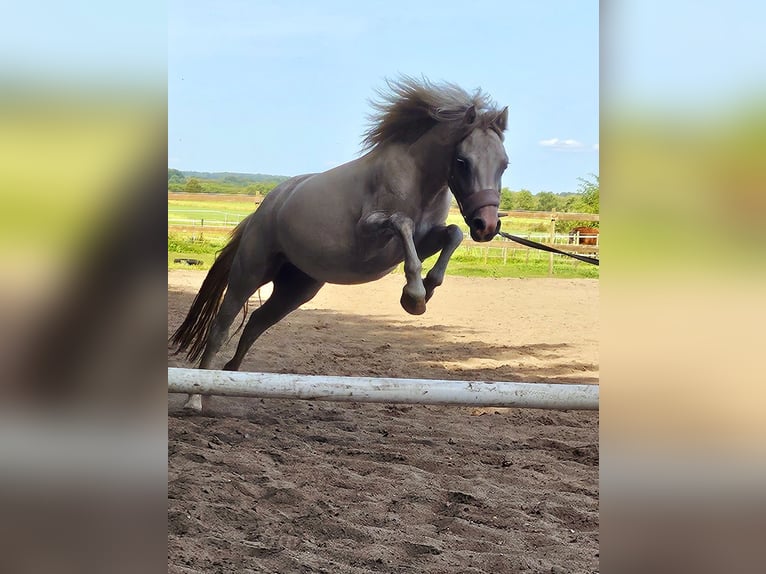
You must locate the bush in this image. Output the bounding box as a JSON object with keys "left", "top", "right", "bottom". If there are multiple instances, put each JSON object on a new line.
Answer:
{"left": 168, "top": 234, "right": 225, "bottom": 254}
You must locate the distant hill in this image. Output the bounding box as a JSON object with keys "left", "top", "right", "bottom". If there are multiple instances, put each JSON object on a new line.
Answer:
{"left": 175, "top": 170, "right": 290, "bottom": 184}
{"left": 168, "top": 168, "right": 291, "bottom": 195}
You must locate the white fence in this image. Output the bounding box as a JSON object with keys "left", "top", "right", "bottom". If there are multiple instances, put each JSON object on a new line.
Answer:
{"left": 168, "top": 209, "right": 247, "bottom": 227}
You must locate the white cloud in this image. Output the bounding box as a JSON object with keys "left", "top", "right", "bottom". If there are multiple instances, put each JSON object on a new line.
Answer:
{"left": 593, "top": 143, "right": 599, "bottom": 151}
{"left": 539, "top": 138, "right": 586, "bottom": 150}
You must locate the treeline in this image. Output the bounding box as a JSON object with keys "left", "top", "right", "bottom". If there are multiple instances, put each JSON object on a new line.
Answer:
{"left": 168, "top": 169, "right": 289, "bottom": 195}
{"left": 499, "top": 176, "right": 599, "bottom": 215}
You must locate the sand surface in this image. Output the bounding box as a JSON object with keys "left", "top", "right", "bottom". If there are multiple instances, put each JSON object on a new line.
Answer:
{"left": 168, "top": 270, "right": 599, "bottom": 573}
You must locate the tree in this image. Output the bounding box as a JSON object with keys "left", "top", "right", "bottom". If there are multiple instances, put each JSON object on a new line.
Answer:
{"left": 515, "top": 189, "right": 535, "bottom": 210}
{"left": 576, "top": 174, "right": 599, "bottom": 213}
{"left": 558, "top": 174, "right": 599, "bottom": 232}
{"left": 245, "top": 181, "right": 280, "bottom": 196}
{"left": 535, "top": 191, "right": 557, "bottom": 211}
{"left": 184, "top": 178, "right": 203, "bottom": 193}
{"left": 500, "top": 188, "right": 514, "bottom": 209}
{"left": 168, "top": 168, "right": 186, "bottom": 184}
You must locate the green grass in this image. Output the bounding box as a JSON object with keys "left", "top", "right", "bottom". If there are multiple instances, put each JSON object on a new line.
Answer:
{"left": 168, "top": 197, "right": 258, "bottom": 227}
{"left": 169, "top": 251, "right": 218, "bottom": 269}
{"left": 168, "top": 234, "right": 227, "bottom": 253}
{"left": 415, "top": 249, "right": 598, "bottom": 279}
{"left": 445, "top": 212, "right": 550, "bottom": 237}
{"left": 168, "top": 234, "right": 225, "bottom": 270}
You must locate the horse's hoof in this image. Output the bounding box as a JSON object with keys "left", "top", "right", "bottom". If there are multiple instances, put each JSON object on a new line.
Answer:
{"left": 422, "top": 275, "right": 443, "bottom": 303}
{"left": 400, "top": 293, "right": 427, "bottom": 315}
{"left": 182, "top": 393, "right": 203, "bottom": 414}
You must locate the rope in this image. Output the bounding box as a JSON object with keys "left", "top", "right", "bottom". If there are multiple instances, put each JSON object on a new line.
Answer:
{"left": 496, "top": 231, "right": 599, "bottom": 266}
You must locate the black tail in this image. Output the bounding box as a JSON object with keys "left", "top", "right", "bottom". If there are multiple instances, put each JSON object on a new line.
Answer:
{"left": 170, "top": 219, "right": 248, "bottom": 362}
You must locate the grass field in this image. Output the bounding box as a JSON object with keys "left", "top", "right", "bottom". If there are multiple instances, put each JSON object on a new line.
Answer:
{"left": 168, "top": 193, "right": 598, "bottom": 279}
{"left": 168, "top": 195, "right": 258, "bottom": 227}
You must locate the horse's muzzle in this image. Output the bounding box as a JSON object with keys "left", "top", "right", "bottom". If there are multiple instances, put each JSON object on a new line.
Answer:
{"left": 469, "top": 205, "right": 501, "bottom": 242}
{"left": 454, "top": 187, "right": 501, "bottom": 242}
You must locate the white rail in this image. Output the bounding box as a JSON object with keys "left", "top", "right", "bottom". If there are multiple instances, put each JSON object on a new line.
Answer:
{"left": 168, "top": 368, "right": 599, "bottom": 410}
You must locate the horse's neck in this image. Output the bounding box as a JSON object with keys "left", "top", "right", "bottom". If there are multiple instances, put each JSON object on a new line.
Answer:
{"left": 408, "top": 126, "right": 455, "bottom": 190}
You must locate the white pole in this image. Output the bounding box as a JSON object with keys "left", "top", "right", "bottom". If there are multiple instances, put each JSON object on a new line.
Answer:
{"left": 168, "top": 368, "right": 598, "bottom": 410}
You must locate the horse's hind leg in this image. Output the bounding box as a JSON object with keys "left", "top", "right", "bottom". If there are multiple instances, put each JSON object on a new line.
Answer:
{"left": 183, "top": 256, "right": 275, "bottom": 413}
{"left": 222, "top": 263, "right": 324, "bottom": 371}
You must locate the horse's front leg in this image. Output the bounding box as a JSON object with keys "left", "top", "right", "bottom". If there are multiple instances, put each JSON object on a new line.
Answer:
{"left": 359, "top": 212, "right": 427, "bottom": 315}
{"left": 387, "top": 214, "right": 430, "bottom": 315}
{"left": 416, "top": 224, "right": 464, "bottom": 301}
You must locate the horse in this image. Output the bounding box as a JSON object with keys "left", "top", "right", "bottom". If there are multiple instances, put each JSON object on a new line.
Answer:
{"left": 170, "top": 77, "right": 509, "bottom": 412}
{"left": 568, "top": 226, "right": 599, "bottom": 245}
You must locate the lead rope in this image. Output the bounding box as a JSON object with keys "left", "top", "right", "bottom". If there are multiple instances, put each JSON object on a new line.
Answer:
{"left": 495, "top": 230, "right": 599, "bottom": 266}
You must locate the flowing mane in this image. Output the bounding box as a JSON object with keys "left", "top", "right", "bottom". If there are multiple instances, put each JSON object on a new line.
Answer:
{"left": 361, "top": 76, "right": 504, "bottom": 151}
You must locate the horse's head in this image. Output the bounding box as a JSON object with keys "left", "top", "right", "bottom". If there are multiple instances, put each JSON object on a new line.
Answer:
{"left": 448, "top": 107, "right": 509, "bottom": 242}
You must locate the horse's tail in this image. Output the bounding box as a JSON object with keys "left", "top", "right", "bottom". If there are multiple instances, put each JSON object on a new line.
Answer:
{"left": 170, "top": 218, "right": 248, "bottom": 363}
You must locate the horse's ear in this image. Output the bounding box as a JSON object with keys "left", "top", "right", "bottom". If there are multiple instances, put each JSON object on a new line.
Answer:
{"left": 464, "top": 105, "right": 476, "bottom": 125}
{"left": 493, "top": 107, "right": 508, "bottom": 132}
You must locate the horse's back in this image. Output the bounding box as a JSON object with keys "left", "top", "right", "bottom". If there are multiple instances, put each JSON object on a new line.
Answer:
{"left": 232, "top": 174, "right": 318, "bottom": 259}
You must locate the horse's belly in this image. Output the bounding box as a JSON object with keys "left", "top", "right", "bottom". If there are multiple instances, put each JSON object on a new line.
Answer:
{"left": 319, "top": 267, "right": 397, "bottom": 285}
{"left": 283, "top": 239, "right": 403, "bottom": 285}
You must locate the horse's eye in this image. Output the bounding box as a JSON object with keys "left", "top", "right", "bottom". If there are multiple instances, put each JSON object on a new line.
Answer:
{"left": 456, "top": 156, "right": 469, "bottom": 168}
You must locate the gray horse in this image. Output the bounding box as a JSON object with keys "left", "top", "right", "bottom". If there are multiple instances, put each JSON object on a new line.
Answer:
{"left": 171, "top": 77, "right": 509, "bottom": 412}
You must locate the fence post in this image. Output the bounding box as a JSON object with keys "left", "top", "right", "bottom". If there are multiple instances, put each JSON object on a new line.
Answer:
{"left": 548, "top": 210, "right": 556, "bottom": 276}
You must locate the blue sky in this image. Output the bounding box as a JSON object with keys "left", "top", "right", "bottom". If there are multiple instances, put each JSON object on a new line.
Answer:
{"left": 169, "top": 0, "right": 599, "bottom": 194}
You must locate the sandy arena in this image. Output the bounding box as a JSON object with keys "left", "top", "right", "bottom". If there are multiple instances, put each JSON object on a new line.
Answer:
{"left": 168, "top": 270, "right": 599, "bottom": 573}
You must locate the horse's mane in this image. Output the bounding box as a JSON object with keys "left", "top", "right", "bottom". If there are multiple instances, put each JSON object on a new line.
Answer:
{"left": 361, "top": 76, "right": 503, "bottom": 151}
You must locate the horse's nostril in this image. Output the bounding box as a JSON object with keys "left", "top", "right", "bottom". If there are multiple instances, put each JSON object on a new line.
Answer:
{"left": 471, "top": 217, "right": 486, "bottom": 231}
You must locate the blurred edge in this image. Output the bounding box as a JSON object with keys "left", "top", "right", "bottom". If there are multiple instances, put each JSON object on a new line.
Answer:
{"left": 2, "top": 1, "right": 765, "bottom": 572}
{"left": 601, "top": 1, "right": 766, "bottom": 572}
{"left": 0, "top": 3, "right": 167, "bottom": 573}
{"left": 0, "top": 91, "right": 168, "bottom": 572}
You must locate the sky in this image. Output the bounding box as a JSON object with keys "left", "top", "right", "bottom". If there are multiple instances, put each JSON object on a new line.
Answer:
{"left": 168, "top": 0, "right": 599, "bottom": 194}
{"left": 2, "top": 2, "right": 762, "bottom": 193}
{"left": 603, "top": 0, "right": 766, "bottom": 110}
